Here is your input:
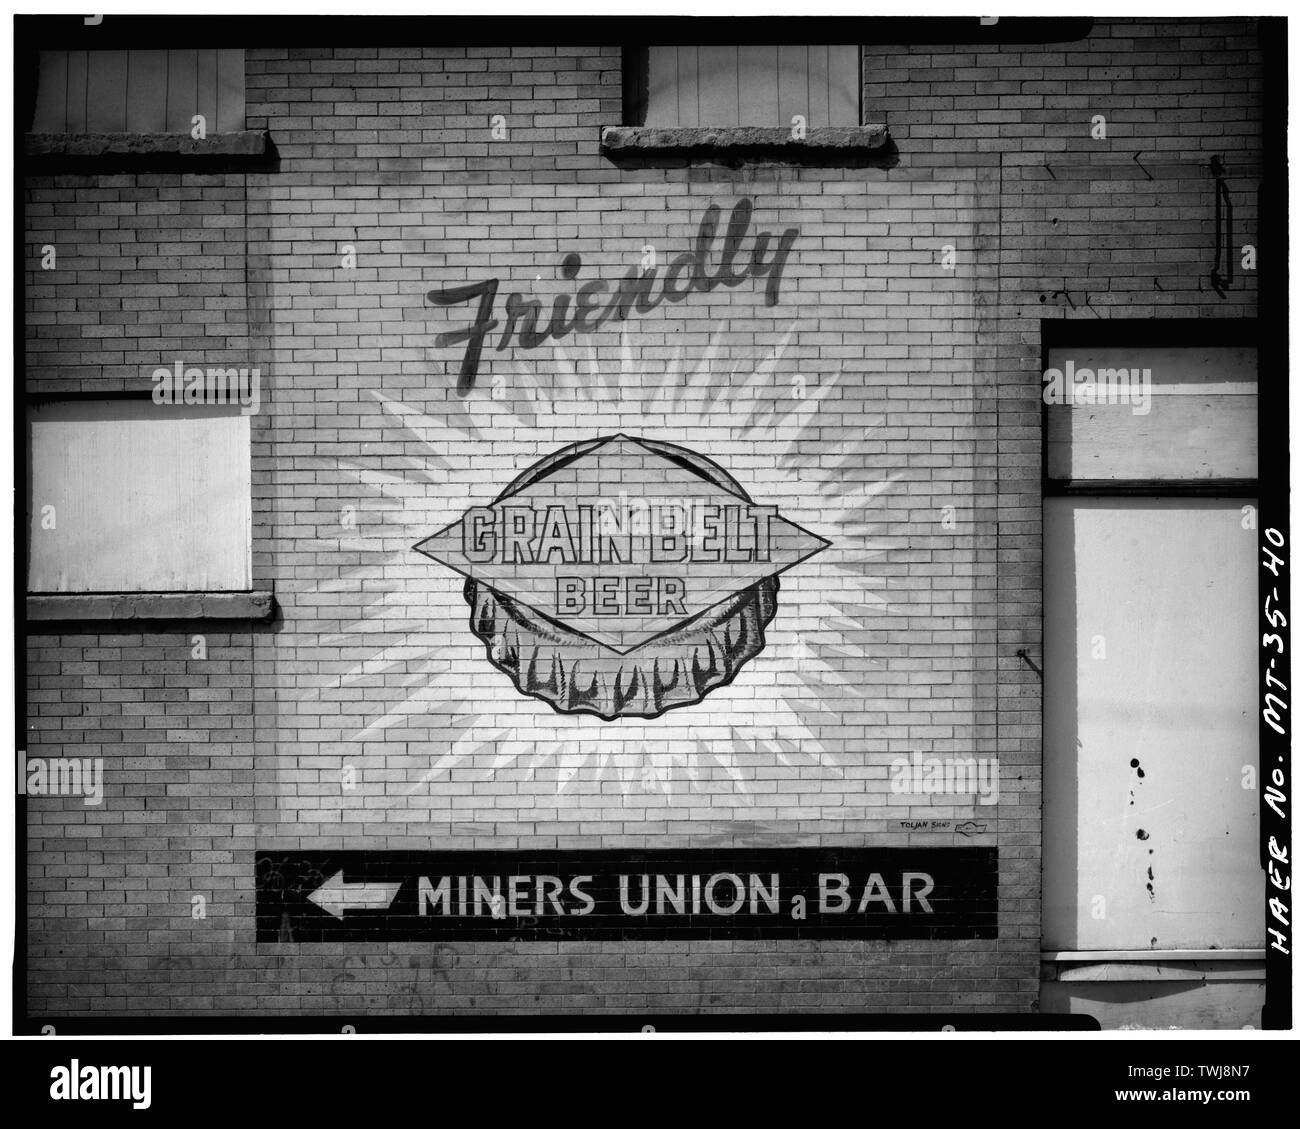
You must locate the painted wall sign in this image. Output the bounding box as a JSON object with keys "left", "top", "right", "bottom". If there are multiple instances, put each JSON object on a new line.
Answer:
{"left": 414, "top": 434, "right": 829, "bottom": 718}
{"left": 256, "top": 848, "right": 998, "bottom": 942}
{"left": 426, "top": 197, "right": 800, "bottom": 393}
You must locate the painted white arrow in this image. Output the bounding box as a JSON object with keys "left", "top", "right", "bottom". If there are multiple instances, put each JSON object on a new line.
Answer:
{"left": 307, "top": 870, "right": 401, "bottom": 918}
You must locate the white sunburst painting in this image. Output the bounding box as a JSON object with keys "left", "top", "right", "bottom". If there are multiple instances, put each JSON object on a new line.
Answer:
{"left": 292, "top": 318, "right": 911, "bottom": 821}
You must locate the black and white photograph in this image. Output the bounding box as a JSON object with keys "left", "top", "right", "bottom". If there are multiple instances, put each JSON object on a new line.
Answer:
{"left": 4, "top": 1, "right": 1295, "bottom": 1110}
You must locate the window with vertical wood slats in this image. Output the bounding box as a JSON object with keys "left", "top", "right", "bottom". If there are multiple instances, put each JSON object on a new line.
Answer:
{"left": 30, "top": 49, "right": 245, "bottom": 133}
{"left": 643, "top": 45, "right": 860, "bottom": 128}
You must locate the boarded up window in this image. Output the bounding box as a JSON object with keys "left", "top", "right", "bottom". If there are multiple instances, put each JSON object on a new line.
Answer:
{"left": 28, "top": 401, "right": 252, "bottom": 593}
{"left": 31, "top": 49, "right": 245, "bottom": 133}
{"left": 643, "top": 46, "right": 859, "bottom": 128}
{"left": 1045, "top": 345, "right": 1257, "bottom": 482}
{"left": 1043, "top": 342, "right": 1260, "bottom": 952}
{"left": 1043, "top": 499, "right": 1261, "bottom": 951}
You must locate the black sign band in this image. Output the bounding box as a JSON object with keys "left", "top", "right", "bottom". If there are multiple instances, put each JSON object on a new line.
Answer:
{"left": 256, "top": 847, "right": 997, "bottom": 943}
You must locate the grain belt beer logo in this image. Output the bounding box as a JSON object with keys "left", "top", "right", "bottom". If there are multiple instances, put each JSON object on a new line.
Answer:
{"left": 415, "top": 435, "right": 829, "bottom": 719}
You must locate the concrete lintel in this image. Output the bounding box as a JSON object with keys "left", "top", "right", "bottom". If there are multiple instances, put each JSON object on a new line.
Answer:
{"left": 25, "top": 130, "right": 270, "bottom": 158}
{"left": 600, "top": 124, "right": 894, "bottom": 166}
{"left": 27, "top": 590, "right": 275, "bottom": 623}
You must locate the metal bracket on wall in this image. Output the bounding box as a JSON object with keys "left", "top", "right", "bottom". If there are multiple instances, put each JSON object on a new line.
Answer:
{"left": 1210, "top": 154, "right": 1234, "bottom": 297}
{"left": 1016, "top": 649, "right": 1043, "bottom": 680}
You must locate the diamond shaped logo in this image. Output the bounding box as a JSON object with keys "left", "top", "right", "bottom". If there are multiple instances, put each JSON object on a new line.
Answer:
{"left": 414, "top": 435, "right": 829, "bottom": 718}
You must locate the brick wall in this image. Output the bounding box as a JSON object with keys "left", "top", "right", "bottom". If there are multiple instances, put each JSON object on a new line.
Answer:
{"left": 24, "top": 18, "right": 1261, "bottom": 1020}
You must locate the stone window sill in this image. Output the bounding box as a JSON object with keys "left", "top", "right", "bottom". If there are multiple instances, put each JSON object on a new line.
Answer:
{"left": 24, "top": 130, "right": 274, "bottom": 171}
{"left": 27, "top": 590, "right": 275, "bottom": 623}
{"left": 600, "top": 125, "right": 895, "bottom": 167}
